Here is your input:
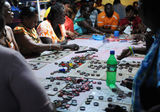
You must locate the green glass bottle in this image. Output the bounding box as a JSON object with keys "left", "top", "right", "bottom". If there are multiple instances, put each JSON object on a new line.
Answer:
{"left": 106, "top": 50, "right": 117, "bottom": 88}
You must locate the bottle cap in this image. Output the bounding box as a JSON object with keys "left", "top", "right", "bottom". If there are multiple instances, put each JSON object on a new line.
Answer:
{"left": 110, "top": 50, "right": 115, "bottom": 55}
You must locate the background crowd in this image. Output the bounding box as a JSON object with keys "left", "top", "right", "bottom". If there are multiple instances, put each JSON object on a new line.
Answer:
{"left": 1, "top": 0, "right": 151, "bottom": 58}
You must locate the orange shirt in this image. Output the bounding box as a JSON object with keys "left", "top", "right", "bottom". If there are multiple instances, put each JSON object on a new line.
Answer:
{"left": 37, "top": 20, "right": 66, "bottom": 44}
{"left": 97, "top": 11, "right": 119, "bottom": 30}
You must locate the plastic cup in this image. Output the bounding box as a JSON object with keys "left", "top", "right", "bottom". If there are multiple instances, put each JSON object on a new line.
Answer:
{"left": 114, "top": 31, "right": 119, "bottom": 38}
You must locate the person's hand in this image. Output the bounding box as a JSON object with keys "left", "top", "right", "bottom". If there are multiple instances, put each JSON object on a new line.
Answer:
{"left": 97, "top": 31, "right": 105, "bottom": 35}
{"left": 68, "top": 44, "right": 79, "bottom": 51}
{"left": 120, "top": 78, "right": 133, "bottom": 90}
{"left": 66, "top": 31, "right": 79, "bottom": 40}
{"left": 74, "top": 31, "right": 79, "bottom": 36}
{"left": 60, "top": 39, "right": 68, "bottom": 45}
{"left": 68, "top": 32, "right": 77, "bottom": 40}
{"left": 117, "top": 48, "right": 132, "bottom": 60}
{"left": 62, "top": 44, "right": 79, "bottom": 51}
{"left": 118, "top": 24, "right": 128, "bottom": 33}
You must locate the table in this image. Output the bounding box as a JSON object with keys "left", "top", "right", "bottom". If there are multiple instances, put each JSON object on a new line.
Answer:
{"left": 27, "top": 34, "right": 145, "bottom": 112}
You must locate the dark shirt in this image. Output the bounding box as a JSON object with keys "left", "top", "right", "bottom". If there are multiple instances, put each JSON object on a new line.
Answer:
{"left": 0, "top": 45, "right": 53, "bottom": 112}
{"left": 119, "top": 16, "right": 141, "bottom": 30}
{"left": 132, "top": 31, "right": 160, "bottom": 111}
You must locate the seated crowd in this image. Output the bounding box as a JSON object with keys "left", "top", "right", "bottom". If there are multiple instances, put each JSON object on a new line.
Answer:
{"left": 0, "top": 0, "right": 148, "bottom": 59}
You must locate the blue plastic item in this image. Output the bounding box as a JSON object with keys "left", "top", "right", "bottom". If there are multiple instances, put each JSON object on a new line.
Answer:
{"left": 92, "top": 34, "right": 105, "bottom": 40}
{"left": 59, "top": 68, "right": 66, "bottom": 73}
{"left": 114, "top": 30, "right": 119, "bottom": 38}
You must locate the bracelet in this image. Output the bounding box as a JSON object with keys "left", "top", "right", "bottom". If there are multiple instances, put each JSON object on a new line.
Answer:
{"left": 128, "top": 46, "right": 134, "bottom": 55}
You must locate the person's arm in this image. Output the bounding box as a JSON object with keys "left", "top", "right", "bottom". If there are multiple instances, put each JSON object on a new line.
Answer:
{"left": 134, "top": 47, "right": 147, "bottom": 54}
{"left": 117, "top": 48, "right": 132, "bottom": 60}
{"left": 9, "top": 51, "right": 54, "bottom": 112}
{"left": 78, "top": 20, "right": 104, "bottom": 34}
{"left": 14, "top": 32, "right": 61, "bottom": 54}
{"left": 117, "top": 31, "right": 155, "bottom": 60}
{"left": 117, "top": 26, "right": 127, "bottom": 34}
{"left": 15, "top": 32, "right": 79, "bottom": 54}
{"left": 61, "top": 44, "right": 79, "bottom": 51}
{"left": 117, "top": 46, "right": 146, "bottom": 60}
{"left": 117, "top": 19, "right": 129, "bottom": 34}
{"left": 98, "top": 27, "right": 114, "bottom": 33}
{"left": 65, "top": 30, "right": 78, "bottom": 39}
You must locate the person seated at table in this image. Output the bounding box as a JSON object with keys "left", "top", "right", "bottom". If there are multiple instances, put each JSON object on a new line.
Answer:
{"left": 94, "top": 0, "right": 104, "bottom": 13}
{"left": 62, "top": 0, "right": 76, "bottom": 20}
{"left": 97, "top": 3, "right": 119, "bottom": 33}
{"left": 62, "top": 0, "right": 79, "bottom": 39}
{"left": 113, "top": 0, "right": 126, "bottom": 20}
{"left": 37, "top": 2, "right": 68, "bottom": 43}
{"left": 0, "top": 1, "right": 54, "bottom": 112}
{"left": 14, "top": 6, "right": 79, "bottom": 57}
{"left": 0, "top": 1, "right": 19, "bottom": 51}
{"left": 8, "top": 0, "right": 21, "bottom": 29}
{"left": 74, "top": 2, "right": 104, "bottom": 35}
{"left": 42, "top": 0, "right": 78, "bottom": 40}
{"left": 43, "top": 0, "right": 57, "bottom": 20}
{"left": 133, "top": 1, "right": 139, "bottom": 16}
{"left": 118, "top": 5, "right": 145, "bottom": 34}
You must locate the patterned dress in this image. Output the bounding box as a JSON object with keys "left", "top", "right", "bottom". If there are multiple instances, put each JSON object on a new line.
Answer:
{"left": 37, "top": 20, "right": 66, "bottom": 44}
{"left": 14, "top": 24, "right": 40, "bottom": 43}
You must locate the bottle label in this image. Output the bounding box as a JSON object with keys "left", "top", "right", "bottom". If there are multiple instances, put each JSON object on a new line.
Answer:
{"left": 107, "top": 64, "right": 117, "bottom": 72}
